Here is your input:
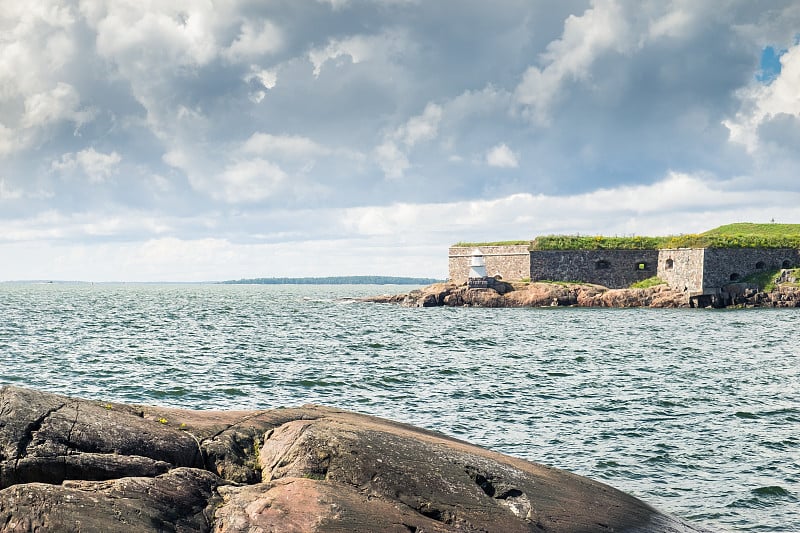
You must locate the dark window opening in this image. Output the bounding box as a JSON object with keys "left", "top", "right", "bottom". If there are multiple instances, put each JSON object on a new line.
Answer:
{"left": 755, "top": 261, "right": 766, "bottom": 270}
{"left": 636, "top": 262, "right": 648, "bottom": 271}
{"left": 783, "top": 260, "right": 792, "bottom": 268}
{"left": 665, "top": 258, "right": 674, "bottom": 270}
{"left": 595, "top": 260, "right": 610, "bottom": 270}
{"left": 730, "top": 273, "right": 740, "bottom": 281}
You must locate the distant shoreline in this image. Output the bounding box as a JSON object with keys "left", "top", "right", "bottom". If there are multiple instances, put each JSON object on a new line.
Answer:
{"left": 221, "top": 276, "right": 442, "bottom": 285}
{"left": 0, "top": 277, "right": 442, "bottom": 286}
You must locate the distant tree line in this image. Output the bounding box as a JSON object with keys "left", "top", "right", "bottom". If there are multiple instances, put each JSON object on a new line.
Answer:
{"left": 221, "top": 276, "right": 441, "bottom": 285}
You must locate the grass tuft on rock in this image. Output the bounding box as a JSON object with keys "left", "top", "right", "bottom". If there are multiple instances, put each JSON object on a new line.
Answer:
{"left": 630, "top": 277, "right": 667, "bottom": 289}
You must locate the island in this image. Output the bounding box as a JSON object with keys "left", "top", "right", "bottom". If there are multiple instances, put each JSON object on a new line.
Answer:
{"left": 380, "top": 223, "right": 799, "bottom": 309}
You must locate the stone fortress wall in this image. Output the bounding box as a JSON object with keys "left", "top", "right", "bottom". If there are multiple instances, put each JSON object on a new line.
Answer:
{"left": 700, "top": 248, "right": 800, "bottom": 290}
{"left": 449, "top": 244, "right": 800, "bottom": 295}
{"left": 529, "top": 249, "right": 659, "bottom": 288}
{"left": 656, "top": 248, "right": 706, "bottom": 293}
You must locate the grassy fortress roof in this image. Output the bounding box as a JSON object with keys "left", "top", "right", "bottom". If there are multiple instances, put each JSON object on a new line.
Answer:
{"left": 454, "top": 223, "right": 800, "bottom": 250}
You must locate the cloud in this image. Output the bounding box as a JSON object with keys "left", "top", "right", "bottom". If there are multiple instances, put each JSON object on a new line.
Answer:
{"left": 0, "top": 3, "right": 94, "bottom": 158}
{"left": 2, "top": 2, "right": 800, "bottom": 281}
{"left": 82, "top": 2, "right": 221, "bottom": 68}
{"left": 244, "top": 66, "right": 278, "bottom": 102}
{"left": 224, "top": 20, "right": 283, "bottom": 61}
{"left": 307, "top": 29, "right": 410, "bottom": 79}
{"left": 216, "top": 158, "right": 288, "bottom": 203}
{"left": 242, "top": 133, "right": 324, "bottom": 157}
{"left": 0, "top": 125, "right": 16, "bottom": 158}
{"left": 374, "top": 141, "right": 410, "bottom": 180}
{"left": 316, "top": 0, "right": 350, "bottom": 10}
{"left": 724, "top": 41, "right": 800, "bottom": 153}
{"left": 515, "top": 0, "right": 631, "bottom": 123}
{"left": 486, "top": 143, "right": 519, "bottom": 168}
{"left": 374, "top": 102, "right": 442, "bottom": 179}
{"left": 309, "top": 34, "right": 374, "bottom": 78}
{"left": 647, "top": 8, "right": 693, "bottom": 40}
{"left": 53, "top": 148, "right": 122, "bottom": 183}
{"left": 0, "top": 179, "right": 23, "bottom": 201}
{"left": 340, "top": 172, "right": 800, "bottom": 242}
{"left": 1, "top": 171, "right": 798, "bottom": 281}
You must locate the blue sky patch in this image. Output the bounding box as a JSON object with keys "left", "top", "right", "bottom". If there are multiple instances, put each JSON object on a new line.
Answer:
{"left": 756, "top": 45, "right": 786, "bottom": 84}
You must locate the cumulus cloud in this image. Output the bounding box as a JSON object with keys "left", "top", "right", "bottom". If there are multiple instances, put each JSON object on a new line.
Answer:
{"left": 241, "top": 133, "right": 330, "bottom": 159}
{"left": 216, "top": 159, "right": 288, "bottom": 203}
{"left": 0, "top": 3, "right": 94, "bottom": 157}
{"left": 374, "top": 102, "right": 442, "bottom": 179}
{"left": 82, "top": 2, "right": 221, "bottom": 67}
{"left": 1, "top": 171, "right": 798, "bottom": 281}
{"left": 2, "top": 2, "right": 800, "bottom": 280}
{"left": 374, "top": 141, "right": 410, "bottom": 180}
{"left": 724, "top": 42, "right": 800, "bottom": 153}
{"left": 244, "top": 66, "right": 278, "bottom": 103}
{"left": 340, "top": 172, "right": 800, "bottom": 242}
{"left": 309, "top": 34, "right": 374, "bottom": 78}
{"left": 397, "top": 103, "right": 442, "bottom": 147}
{"left": 53, "top": 148, "right": 121, "bottom": 183}
{"left": 0, "top": 179, "right": 23, "bottom": 201}
{"left": 515, "top": 0, "right": 631, "bottom": 123}
{"left": 0, "top": 125, "right": 16, "bottom": 158}
{"left": 486, "top": 143, "right": 519, "bottom": 168}
{"left": 307, "top": 29, "right": 409, "bottom": 79}
{"left": 224, "top": 20, "right": 283, "bottom": 61}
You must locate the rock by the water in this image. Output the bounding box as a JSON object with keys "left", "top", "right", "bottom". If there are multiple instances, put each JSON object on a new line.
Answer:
{"left": 364, "top": 280, "right": 800, "bottom": 309}
{"left": 0, "top": 386, "right": 714, "bottom": 532}
{"left": 364, "top": 282, "right": 692, "bottom": 309}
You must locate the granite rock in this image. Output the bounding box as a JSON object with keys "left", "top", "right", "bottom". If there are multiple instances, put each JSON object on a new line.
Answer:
{"left": 0, "top": 386, "right": 714, "bottom": 532}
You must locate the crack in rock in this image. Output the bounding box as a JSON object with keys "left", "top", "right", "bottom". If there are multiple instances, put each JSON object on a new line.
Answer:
{"left": 14, "top": 402, "right": 66, "bottom": 471}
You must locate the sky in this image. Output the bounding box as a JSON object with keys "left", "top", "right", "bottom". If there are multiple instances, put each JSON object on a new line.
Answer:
{"left": 1, "top": 0, "right": 800, "bottom": 281}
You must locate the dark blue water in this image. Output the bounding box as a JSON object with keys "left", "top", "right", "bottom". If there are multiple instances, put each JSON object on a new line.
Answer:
{"left": 1, "top": 283, "right": 798, "bottom": 531}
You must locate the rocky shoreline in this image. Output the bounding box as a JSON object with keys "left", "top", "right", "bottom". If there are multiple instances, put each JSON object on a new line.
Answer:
{"left": 0, "top": 386, "right": 714, "bottom": 532}
{"left": 364, "top": 280, "right": 800, "bottom": 309}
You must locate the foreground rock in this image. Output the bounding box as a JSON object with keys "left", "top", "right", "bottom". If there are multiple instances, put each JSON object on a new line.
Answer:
{"left": 0, "top": 386, "right": 713, "bottom": 532}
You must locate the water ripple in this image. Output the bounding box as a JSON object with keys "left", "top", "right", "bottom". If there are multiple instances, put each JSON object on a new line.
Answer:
{"left": 0, "top": 283, "right": 797, "bottom": 531}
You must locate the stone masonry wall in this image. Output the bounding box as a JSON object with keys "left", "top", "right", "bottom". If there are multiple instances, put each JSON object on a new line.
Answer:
{"left": 701, "top": 248, "right": 800, "bottom": 290}
{"left": 448, "top": 245, "right": 531, "bottom": 282}
{"left": 450, "top": 244, "right": 800, "bottom": 292}
{"left": 529, "top": 250, "right": 660, "bottom": 288}
{"left": 656, "top": 248, "right": 705, "bottom": 294}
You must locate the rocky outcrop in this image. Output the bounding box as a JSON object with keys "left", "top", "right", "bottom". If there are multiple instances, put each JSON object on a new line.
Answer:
{"left": 365, "top": 282, "right": 691, "bottom": 309}
{"left": 366, "top": 279, "right": 800, "bottom": 309}
{"left": 717, "top": 283, "right": 800, "bottom": 308}
{"left": 0, "top": 386, "right": 714, "bottom": 532}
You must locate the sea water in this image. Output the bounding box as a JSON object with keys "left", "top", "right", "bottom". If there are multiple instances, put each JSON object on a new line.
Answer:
{"left": 0, "top": 283, "right": 798, "bottom": 532}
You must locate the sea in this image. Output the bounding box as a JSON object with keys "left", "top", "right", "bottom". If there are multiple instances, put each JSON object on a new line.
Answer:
{"left": 0, "top": 282, "right": 798, "bottom": 532}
